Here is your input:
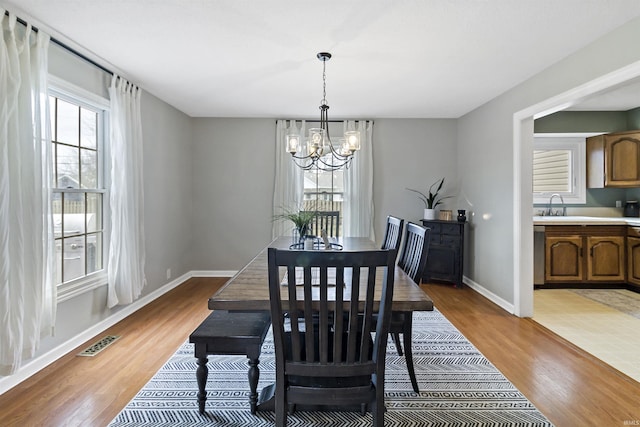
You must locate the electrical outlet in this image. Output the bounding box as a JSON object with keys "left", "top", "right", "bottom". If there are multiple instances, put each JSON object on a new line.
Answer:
{"left": 166, "top": 268, "right": 171, "bottom": 280}
{"left": 616, "top": 200, "right": 622, "bottom": 208}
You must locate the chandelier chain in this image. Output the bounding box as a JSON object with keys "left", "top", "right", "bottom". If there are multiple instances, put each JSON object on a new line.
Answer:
{"left": 322, "top": 59, "right": 327, "bottom": 106}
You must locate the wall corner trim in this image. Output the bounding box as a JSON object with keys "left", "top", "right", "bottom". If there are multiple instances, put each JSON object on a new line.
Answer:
{"left": 463, "top": 276, "right": 516, "bottom": 315}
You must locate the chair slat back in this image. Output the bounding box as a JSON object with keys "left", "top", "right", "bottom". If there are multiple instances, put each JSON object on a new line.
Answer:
{"left": 381, "top": 215, "right": 404, "bottom": 253}
{"left": 397, "top": 222, "right": 431, "bottom": 284}
{"left": 267, "top": 248, "right": 396, "bottom": 378}
{"left": 303, "top": 211, "right": 340, "bottom": 238}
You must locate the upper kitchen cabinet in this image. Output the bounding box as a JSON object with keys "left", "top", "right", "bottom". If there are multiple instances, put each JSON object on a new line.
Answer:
{"left": 587, "top": 130, "right": 640, "bottom": 188}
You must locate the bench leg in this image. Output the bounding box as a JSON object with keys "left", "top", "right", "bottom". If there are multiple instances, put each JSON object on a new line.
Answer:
{"left": 248, "top": 356, "right": 260, "bottom": 414}
{"left": 196, "top": 356, "right": 209, "bottom": 414}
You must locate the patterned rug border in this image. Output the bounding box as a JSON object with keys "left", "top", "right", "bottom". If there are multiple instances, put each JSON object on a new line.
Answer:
{"left": 110, "top": 309, "right": 554, "bottom": 426}
{"left": 569, "top": 288, "right": 640, "bottom": 319}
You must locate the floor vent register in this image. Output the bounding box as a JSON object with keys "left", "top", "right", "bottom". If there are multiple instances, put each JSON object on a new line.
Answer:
{"left": 77, "top": 335, "right": 121, "bottom": 357}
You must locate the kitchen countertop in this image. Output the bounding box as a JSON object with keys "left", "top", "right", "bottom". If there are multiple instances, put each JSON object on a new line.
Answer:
{"left": 533, "top": 216, "right": 640, "bottom": 226}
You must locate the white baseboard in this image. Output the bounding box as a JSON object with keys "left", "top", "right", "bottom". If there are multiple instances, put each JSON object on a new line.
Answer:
{"left": 0, "top": 270, "right": 234, "bottom": 395}
{"left": 463, "top": 275, "right": 515, "bottom": 314}
{"left": 191, "top": 270, "right": 238, "bottom": 277}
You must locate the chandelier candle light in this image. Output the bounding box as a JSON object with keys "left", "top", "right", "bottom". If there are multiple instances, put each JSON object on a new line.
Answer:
{"left": 286, "top": 52, "right": 361, "bottom": 171}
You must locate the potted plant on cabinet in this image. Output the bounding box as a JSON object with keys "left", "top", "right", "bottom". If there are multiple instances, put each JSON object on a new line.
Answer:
{"left": 407, "top": 177, "right": 452, "bottom": 220}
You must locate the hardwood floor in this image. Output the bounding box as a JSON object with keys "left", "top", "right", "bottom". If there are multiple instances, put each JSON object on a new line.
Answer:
{"left": 0, "top": 277, "right": 227, "bottom": 427}
{"left": 0, "top": 277, "right": 638, "bottom": 426}
{"left": 424, "top": 282, "right": 640, "bottom": 427}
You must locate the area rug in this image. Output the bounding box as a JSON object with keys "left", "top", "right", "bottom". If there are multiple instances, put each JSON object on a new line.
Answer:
{"left": 569, "top": 289, "right": 640, "bottom": 319}
{"left": 109, "top": 309, "right": 553, "bottom": 426}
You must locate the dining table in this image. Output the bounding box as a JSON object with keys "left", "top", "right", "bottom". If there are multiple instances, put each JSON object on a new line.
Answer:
{"left": 207, "top": 236, "right": 434, "bottom": 412}
{"left": 208, "top": 236, "right": 434, "bottom": 312}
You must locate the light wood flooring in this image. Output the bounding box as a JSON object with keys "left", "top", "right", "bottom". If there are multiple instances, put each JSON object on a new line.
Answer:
{"left": 534, "top": 288, "right": 640, "bottom": 382}
{"left": 0, "top": 278, "right": 639, "bottom": 427}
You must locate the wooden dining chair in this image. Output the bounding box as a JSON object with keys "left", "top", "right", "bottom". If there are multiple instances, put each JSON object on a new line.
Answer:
{"left": 381, "top": 215, "right": 404, "bottom": 256}
{"left": 303, "top": 210, "right": 340, "bottom": 238}
{"left": 267, "top": 247, "right": 397, "bottom": 427}
{"left": 391, "top": 222, "right": 431, "bottom": 393}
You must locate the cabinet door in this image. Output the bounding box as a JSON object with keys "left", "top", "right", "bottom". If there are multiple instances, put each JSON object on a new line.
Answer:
{"left": 545, "top": 236, "right": 583, "bottom": 282}
{"left": 605, "top": 133, "right": 640, "bottom": 186}
{"left": 586, "top": 236, "right": 625, "bottom": 282}
{"left": 423, "top": 245, "right": 458, "bottom": 283}
{"left": 627, "top": 236, "right": 640, "bottom": 286}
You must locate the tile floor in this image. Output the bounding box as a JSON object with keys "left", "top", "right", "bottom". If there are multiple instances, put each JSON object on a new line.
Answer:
{"left": 533, "top": 289, "right": 640, "bottom": 383}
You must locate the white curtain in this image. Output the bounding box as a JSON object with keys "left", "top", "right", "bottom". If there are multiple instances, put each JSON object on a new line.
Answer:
{"left": 343, "top": 120, "right": 374, "bottom": 240}
{"left": 107, "top": 75, "right": 146, "bottom": 308}
{"left": 272, "top": 120, "right": 305, "bottom": 239}
{"left": 0, "top": 13, "right": 55, "bottom": 376}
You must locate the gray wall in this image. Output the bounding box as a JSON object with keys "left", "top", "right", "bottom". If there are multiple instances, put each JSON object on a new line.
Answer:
{"left": 372, "top": 119, "right": 458, "bottom": 235}
{"left": 32, "top": 42, "right": 194, "bottom": 356}
{"left": 189, "top": 118, "right": 458, "bottom": 271}
{"left": 191, "top": 118, "right": 276, "bottom": 270}
{"left": 457, "top": 16, "right": 640, "bottom": 304}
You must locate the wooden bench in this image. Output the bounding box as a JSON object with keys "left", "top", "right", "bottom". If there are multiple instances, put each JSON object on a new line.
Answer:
{"left": 189, "top": 310, "right": 271, "bottom": 414}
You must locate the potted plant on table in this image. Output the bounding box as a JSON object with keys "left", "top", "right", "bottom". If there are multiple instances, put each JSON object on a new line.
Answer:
{"left": 273, "top": 208, "right": 316, "bottom": 242}
{"left": 407, "top": 177, "right": 452, "bottom": 220}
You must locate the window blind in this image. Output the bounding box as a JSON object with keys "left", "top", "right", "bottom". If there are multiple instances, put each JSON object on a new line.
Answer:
{"left": 533, "top": 149, "right": 571, "bottom": 193}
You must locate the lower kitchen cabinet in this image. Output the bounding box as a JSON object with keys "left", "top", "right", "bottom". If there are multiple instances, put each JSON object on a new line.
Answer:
{"left": 627, "top": 228, "right": 640, "bottom": 290}
{"left": 545, "top": 235, "right": 583, "bottom": 282}
{"left": 544, "top": 226, "right": 625, "bottom": 284}
{"left": 586, "top": 236, "right": 625, "bottom": 281}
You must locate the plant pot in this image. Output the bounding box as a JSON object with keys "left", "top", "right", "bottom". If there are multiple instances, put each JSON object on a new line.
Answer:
{"left": 424, "top": 208, "right": 436, "bottom": 220}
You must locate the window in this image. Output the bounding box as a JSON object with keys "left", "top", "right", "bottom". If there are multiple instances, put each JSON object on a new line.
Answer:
{"left": 303, "top": 168, "right": 343, "bottom": 235}
{"left": 302, "top": 122, "right": 346, "bottom": 236}
{"left": 49, "top": 78, "right": 109, "bottom": 301}
{"left": 533, "top": 135, "right": 587, "bottom": 204}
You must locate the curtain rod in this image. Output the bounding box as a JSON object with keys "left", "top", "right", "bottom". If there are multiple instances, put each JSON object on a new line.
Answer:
{"left": 4, "top": 10, "right": 114, "bottom": 77}
{"left": 276, "top": 120, "right": 357, "bottom": 123}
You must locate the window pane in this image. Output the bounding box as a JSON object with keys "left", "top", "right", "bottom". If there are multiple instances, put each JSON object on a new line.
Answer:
{"left": 80, "top": 148, "right": 97, "bottom": 188}
{"left": 303, "top": 168, "right": 344, "bottom": 236}
{"left": 49, "top": 96, "right": 56, "bottom": 140}
{"left": 62, "top": 236, "right": 85, "bottom": 282}
{"left": 87, "top": 193, "right": 102, "bottom": 233}
{"left": 57, "top": 144, "right": 79, "bottom": 188}
{"left": 80, "top": 107, "right": 97, "bottom": 149}
{"left": 55, "top": 239, "right": 62, "bottom": 284}
{"left": 52, "top": 192, "right": 63, "bottom": 238}
{"left": 87, "top": 233, "right": 102, "bottom": 274}
{"left": 56, "top": 99, "right": 79, "bottom": 146}
{"left": 63, "top": 210, "right": 86, "bottom": 237}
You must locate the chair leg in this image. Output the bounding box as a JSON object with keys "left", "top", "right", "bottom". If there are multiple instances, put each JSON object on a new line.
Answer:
{"left": 274, "top": 381, "right": 286, "bottom": 427}
{"left": 392, "top": 332, "right": 403, "bottom": 356}
{"left": 402, "top": 313, "right": 420, "bottom": 393}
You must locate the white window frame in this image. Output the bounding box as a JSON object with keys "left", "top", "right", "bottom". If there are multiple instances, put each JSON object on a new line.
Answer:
{"left": 49, "top": 75, "right": 111, "bottom": 303}
{"left": 533, "top": 134, "right": 591, "bottom": 205}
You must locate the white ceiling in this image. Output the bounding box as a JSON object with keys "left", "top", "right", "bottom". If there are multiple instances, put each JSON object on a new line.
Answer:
{"left": 4, "top": 0, "right": 640, "bottom": 118}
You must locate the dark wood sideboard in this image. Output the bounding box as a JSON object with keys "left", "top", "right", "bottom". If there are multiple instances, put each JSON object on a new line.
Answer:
{"left": 421, "top": 219, "right": 467, "bottom": 288}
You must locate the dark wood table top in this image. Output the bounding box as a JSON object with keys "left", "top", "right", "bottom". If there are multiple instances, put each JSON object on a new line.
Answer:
{"left": 208, "top": 237, "right": 434, "bottom": 312}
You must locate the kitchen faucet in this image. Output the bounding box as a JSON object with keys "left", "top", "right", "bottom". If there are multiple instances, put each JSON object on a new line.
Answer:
{"left": 547, "top": 193, "right": 566, "bottom": 216}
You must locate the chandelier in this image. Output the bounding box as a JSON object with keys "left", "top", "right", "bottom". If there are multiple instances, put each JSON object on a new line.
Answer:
{"left": 286, "top": 52, "right": 360, "bottom": 171}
